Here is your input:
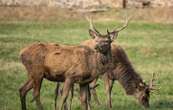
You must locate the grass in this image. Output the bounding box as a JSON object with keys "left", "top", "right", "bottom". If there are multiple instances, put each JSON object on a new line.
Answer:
{"left": 0, "top": 19, "right": 173, "bottom": 110}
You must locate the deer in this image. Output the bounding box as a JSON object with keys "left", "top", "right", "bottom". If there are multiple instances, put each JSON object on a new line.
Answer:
{"left": 54, "top": 17, "right": 157, "bottom": 109}
{"left": 18, "top": 17, "right": 122, "bottom": 110}
{"left": 80, "top": 17, "right": 157, "bottom": 108}
{"left": 53, "top": 17, "right": 131, "bottom": 109}
{"left": 85, "top": 42, "right": 157, "bottom": 109}
{"left": 55, "top": 43, "right": 156, "bottom": 109}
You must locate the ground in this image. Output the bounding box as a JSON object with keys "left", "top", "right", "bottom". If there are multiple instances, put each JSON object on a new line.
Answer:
{"left": 0, "top": 8, "right": 173, "bottom": 110}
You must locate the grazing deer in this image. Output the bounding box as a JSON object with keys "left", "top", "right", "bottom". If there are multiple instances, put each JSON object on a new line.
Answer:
{"left": 56, "top": 43, "right": 156, "bottom": 109}
{"left": 54, "top": 17, "right": 157, "bottom": 109}
{"left": 87, "top": 43, "right": 156, "bottom": 108}
{"left": 80, "top": 17, "right": 129, "bottom": 105}
{"left": 19, "top": 17, "right": 121, "bottom": 110}
{"left": 80, "top": 17, "right": 156, "bottom": 108}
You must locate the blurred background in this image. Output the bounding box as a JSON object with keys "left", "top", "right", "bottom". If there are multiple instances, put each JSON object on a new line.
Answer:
{"left": 0, "top": 0, "right": 173, "bottom": 22}
{"left": 0, "top": 0, "right": 173, "bottom": 110}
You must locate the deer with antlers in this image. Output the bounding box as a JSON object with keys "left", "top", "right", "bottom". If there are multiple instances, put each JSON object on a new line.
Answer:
{"left": 81, "top": 18, "right": 157, "bottom": 108}
{"left": 18, "top": 16, "right": 128, "bottom": 110}
{"left": 53, "top": 17, "right": 132, "bottom": 109}
{"left": 86, "top": 44, "right": 157, "bottom": 108}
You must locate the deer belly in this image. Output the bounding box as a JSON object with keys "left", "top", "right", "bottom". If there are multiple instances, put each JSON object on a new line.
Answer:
{"left": 44, "top": 72, "right": 65, "bottom": 82}
{"left": 72, "top": 73, "right": 93, "bottom": 84}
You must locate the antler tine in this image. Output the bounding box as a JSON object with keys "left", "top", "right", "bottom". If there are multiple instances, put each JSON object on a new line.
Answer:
{"left": 116, "top": 16, "right": 131, "bottom": 32}
{"left": 85, "top": 16, "right": 100, "bottom": 34}
{"left": 85, "top": 16, "right": 94, "bottom": 30}
{"left": 149, "top": 73, "right": 158, "bottom": 91}
{"left": 150, "top": 73, "right": 155, "bottom": 87}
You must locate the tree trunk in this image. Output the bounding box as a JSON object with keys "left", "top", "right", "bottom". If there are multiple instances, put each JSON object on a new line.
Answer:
{"left": 122, "top": 0, "right": 127, "bottom": 8}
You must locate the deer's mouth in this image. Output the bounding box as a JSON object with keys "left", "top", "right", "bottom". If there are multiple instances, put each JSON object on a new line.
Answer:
{"left": 139, "top": 96, "right": 150, "bottom": 108}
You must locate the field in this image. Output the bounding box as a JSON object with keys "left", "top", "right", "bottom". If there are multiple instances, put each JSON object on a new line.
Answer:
{"left": 0, "top": 16, "right": 173, "bottom": 110}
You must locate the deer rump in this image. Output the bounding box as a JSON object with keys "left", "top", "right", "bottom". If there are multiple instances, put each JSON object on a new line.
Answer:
{"left": 20, "top": 43, "right": 101, "bottom": 83}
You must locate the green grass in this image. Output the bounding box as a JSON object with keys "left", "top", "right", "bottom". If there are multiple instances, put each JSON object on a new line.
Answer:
{"left": 0, "top": 20, "right": 173, "bottom": 110}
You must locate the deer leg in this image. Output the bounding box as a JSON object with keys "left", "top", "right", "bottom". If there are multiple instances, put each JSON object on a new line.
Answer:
{"left": 87, "top": 85, "right": 91, "bottom": 110}
{"left": 80, "top": 84, "right": 89, "bottom": 110}
{"left": 56, "top": 78, "right": 72, "bottom": 110}
{"left": 19, "top": 79, "right": 33, "bottom": 110}
{"left": 64, "top": 102, "right": 68, "bottom": 110}
{"left": 104, "top": 76, "right": 113, "bottom": 109}
{"left": 55, "top": 83, "right": 68, "bottom": 110}
{"left": 90, "top": 88, "right": 100, "bottom": 105}
{"left": 69, "top": 84, "right": 74, "bottom": 110}
{"left": 90, "top": 79, "right": 100, "bottom": 105}
{"left": 55, "top": 83, "right": 61, "bottom": 109}
{"left": 32, "top": 78, "right": 43, "bottom": 110}
{"left": 109, "top": 80, "right": 114, "bottom": 109}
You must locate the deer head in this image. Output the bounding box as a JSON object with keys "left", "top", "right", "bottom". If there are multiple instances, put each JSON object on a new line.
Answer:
{"left": 86, "top": 17, "right": 130, "bottom": 54}
{"left": 135, "top": 73, "right": 157, "bottom": 108}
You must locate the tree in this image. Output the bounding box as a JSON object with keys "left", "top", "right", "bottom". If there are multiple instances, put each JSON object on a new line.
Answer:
{"left": 122, "top": 0, "right": 127, "bottom": 8}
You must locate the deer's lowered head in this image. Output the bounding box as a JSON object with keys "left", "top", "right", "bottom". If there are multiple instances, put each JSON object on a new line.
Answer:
{"left": 134, "top": 73, "right": 157, "bottom": 108}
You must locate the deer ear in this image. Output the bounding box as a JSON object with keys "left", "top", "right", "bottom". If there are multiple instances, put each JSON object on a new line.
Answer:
{"left": 109, "top": 31, "right": 118, "bottom": 41}
{"left": 89, "top": 29, "right": 98, "bottom": 39}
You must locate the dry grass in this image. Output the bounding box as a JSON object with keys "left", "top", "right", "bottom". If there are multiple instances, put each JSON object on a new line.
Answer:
{"left": 0, "top": 6, "right": 80, "bottom": 21}
{"left": 0, "top": 6, "right": 173, "bottom": 23}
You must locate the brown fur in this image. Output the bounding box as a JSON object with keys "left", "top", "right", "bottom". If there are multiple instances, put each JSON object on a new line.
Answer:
{"left": 19, "top": 18, "right": 123, "bottom": 110}
{"left": 81, "top": 39, "right": 151, "bottom": 108}
{"left": 109, "top": 44, "right": 144, "bottom": 95}
{"left": 19, "top": 41, "right": 113, "bottom": 110}
{"left": 19, "top": 24, "right": 118, "bottom": 110}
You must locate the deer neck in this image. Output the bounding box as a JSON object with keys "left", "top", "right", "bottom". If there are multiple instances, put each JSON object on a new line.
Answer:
{"left": 80, "top": 51, "right": 112, "bottom": 84}
{"left": 116, "top": 63, "right": 143, "bottom": 95}
{"left": 99, "top": 50, "right": 112, "bottom": 64}
{"left": 95, "top": 49, "right": 113, "bottom": 75}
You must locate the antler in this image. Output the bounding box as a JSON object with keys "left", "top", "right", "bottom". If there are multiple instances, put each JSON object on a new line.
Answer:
{"left": 115, "top": 17, "right": 131, "bottom": 32}
{"left": 85, "top": 16, "right": 100, "bottom": 34}
{"left": 149, "top": 73, "right": 158, "bottom": 91}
